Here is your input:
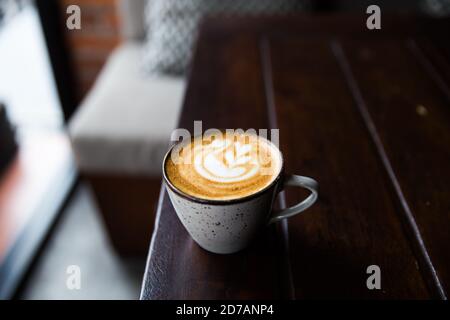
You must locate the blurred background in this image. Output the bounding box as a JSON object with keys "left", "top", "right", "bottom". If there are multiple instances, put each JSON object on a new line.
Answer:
{"left": 0, "top": 0, "right": 448, "bottom": 300}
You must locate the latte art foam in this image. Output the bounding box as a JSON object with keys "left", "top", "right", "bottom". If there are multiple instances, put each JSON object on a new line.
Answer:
{"left": 165, "top": 132, "right": 282, "bottom": 201}
{"left": 194, "top": 140, "right": 259, "bottom": 183}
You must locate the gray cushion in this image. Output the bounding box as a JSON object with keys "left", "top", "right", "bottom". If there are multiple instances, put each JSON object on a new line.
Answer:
{"left": 69, "top": 42, "right": 185, "bottom": 176}
{"left": 117, "top": 0, "right": 147, "bottom": 40}
{"left": 142, "top": 0, "right": 308, "bottom": 75}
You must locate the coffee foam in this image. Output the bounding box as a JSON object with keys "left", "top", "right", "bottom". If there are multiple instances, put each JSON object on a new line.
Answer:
{"left": 165, "top": 132, "right": 282, "bottom": 201}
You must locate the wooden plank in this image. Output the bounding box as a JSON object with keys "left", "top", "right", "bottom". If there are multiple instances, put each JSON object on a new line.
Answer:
{"left": 266, "top": 36, "right": 431, "bottom": 298}
{"left": 339, "top": 38, "right": 450, "bottom": 297}
{"left": 141, "top": 15, "right": 450, "bottom": 299}
{"left": 412, "top": 39, "right": 450, "bottom": 105}
{"left": 201, "top": 14, "right": 423, "bottom": 38}
{"left": 140, "top": 31, "right": 289, "bottom": 299}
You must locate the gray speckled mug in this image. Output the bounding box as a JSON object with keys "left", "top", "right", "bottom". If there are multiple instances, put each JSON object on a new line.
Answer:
{"left": 163, "top": 143, "right": 318, "bottom": 254}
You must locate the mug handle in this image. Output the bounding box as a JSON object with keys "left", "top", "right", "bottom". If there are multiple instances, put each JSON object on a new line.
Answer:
{"left": 269, "top": 175, "right": 319, "bottom": 224}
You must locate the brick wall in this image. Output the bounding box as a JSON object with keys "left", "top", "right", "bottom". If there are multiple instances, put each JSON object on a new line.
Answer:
{"left": 60, "top": 0, "right": 122, "bottom": 100}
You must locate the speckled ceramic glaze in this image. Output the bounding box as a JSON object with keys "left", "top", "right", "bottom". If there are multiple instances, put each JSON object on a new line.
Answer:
{"left": 166, "top": 179, "right": 280, "bottom": 254}
{"left": 163, "top": 145, "right": 318, "bottom": 254}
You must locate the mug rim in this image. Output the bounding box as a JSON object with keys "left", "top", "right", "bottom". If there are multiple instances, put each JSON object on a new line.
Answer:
{"left": 162, "top": 132, "right": 284, "bottom": 205}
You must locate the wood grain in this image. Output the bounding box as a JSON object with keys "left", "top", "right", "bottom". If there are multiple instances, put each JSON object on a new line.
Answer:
{"left": 141, "top": 32, "right": 289, "bottom": 299}
{"left": 141, "top": 15, "right": 450, "bottom": 299}
{"left": 266, "top": 36, "right": 430, "bottom": 299}
{"left": 339, "top": 38, "right": 450, "bottom": 297}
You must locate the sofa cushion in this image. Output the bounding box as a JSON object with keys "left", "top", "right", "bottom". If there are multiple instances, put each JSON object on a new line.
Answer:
{"left": 118, "top": 0, "right": 147, "bottom": 40}
{"left": 69, "top": 42, "right": 185, "bottom": 176}
{"left": 142, "top": 0, "right": 308, "bottom": 75}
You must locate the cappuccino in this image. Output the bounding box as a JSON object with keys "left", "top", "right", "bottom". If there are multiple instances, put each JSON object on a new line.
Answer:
{"left": 165, "top": 132, "right": 282, "bottom": 201}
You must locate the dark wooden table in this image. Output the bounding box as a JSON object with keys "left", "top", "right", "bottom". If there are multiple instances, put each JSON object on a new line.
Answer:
{"left": 141, "top": 14, "right": 450, "bottom": 299}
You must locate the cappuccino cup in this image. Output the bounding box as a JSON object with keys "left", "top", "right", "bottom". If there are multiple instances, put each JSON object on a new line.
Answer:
{"left": 163, "top": 131, "right": 318, "bottom": 254}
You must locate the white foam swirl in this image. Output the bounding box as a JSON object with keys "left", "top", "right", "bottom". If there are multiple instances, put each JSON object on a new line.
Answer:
{"left": 193, "top": 138, "right": 260, "bottom": 183}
